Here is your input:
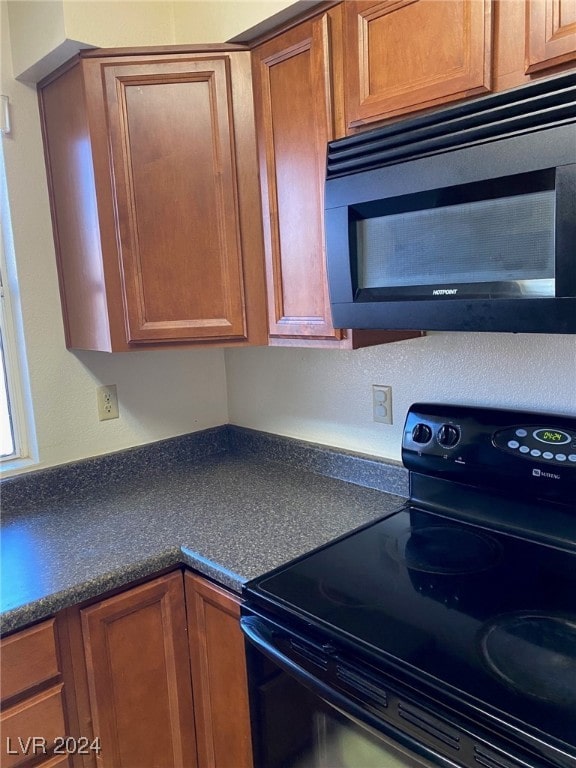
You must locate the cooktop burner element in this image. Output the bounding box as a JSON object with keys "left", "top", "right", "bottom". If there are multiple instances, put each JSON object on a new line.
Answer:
{"left": 480, "top": 612, "right": 576, "bottom": 706}
{"left": 388, "top": 525, "right": 502, "bottom": 574}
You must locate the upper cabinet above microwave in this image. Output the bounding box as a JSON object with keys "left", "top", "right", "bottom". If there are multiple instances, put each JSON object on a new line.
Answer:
{"left": 343, "top": 0, "right": 493, "bottom": 130}
{"left": 38, "top": 49, "right": 267, "bottom": 352}
{"left": 526, "top": 0, "right": 576, "bottom": 73}
{"left": 341, "top": 0, "right": 576, "bottom": 131}
{"left": 251, "top": 6, "right": 422, "bottom": 348}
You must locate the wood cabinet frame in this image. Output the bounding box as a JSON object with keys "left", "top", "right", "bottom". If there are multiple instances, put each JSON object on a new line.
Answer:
{"left": 253, "top": 12, "right": 342, "bottom": 342}
{"left": 12, "top": 570, "right": 254, "bottom": 768}
{"left": 79, "top": 573, "right": 197, "bottom": 768}
{"left": 185, "top": 573, "right": 253, "bottom": 768}
{"left": 39, "top": 48, "right": 268, "bottom": 352}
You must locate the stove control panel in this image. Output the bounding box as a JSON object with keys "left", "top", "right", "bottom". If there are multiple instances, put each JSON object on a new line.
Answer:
{"left": 493, "top": 425, "right": 576, "bottom": 465}
{"left": 402, "top": 403, "right": 576, "bottom": 504}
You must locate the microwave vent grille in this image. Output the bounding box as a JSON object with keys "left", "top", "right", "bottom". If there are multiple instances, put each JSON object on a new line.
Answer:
{"left": 327, "top": 73, "right": 576, "bottom": 178}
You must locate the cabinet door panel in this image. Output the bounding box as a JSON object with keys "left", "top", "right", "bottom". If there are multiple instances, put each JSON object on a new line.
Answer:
{"left": 102, "top": 58, "right": 246, "bottom": 343}
{"left": 80, "top": 573, "right": 197, "bottom": 768}
{"left": 253, "top": 13, "right": 345, "bottom": 341}
{"left": 345, "top": 0, "right": 492, "bottom": 127}
{"left": 185, "top": 573, "right": 253, "bottom": 768}
{"left": 526, "top": 0, "right": 576, "bottom": 71}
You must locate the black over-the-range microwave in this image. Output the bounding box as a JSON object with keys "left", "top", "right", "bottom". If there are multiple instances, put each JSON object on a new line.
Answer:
{"left": 325, "top": 71, "right": 576, "bottom": 334}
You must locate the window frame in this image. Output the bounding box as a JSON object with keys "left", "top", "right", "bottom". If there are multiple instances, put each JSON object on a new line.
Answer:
{"left": 0, "top": 130, "right": 37, "bottom": 474}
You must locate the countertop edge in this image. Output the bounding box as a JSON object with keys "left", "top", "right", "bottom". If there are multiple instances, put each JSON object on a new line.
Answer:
{"left": 0, "top": 545, "right": 247, "bottom": 635}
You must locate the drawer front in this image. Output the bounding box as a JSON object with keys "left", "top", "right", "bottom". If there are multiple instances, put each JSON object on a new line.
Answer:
{"left": 37, "top": 755, "right": 72, "bottom": 768}
{"left": 1, "top": 620, "right": 60, "bottom": 702}
{"left": 1, "top": 684, "right": 67, "bottom": 768}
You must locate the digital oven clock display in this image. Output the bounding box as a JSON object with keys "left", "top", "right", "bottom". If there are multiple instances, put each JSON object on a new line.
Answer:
{"left": 533, "top": 429, "right": 571, "bottom": 445}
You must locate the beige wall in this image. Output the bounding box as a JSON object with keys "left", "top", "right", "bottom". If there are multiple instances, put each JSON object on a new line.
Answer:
{"left": 172, "top": 1, "right": 298, "bottom": 44}
{"left": 3, "top": 0, "right": 300, "bottom": 477}
{"left": 8, "top": 1, "right": 67, "bottom": 79}
{"left": 8, "top": 0, "right": 297, "bottom": 81}
{"left": 226, "top": 335, "right": 576, "bottom": 463}
{"left": 1, "top": 1, "right": 229, "bottom": 476}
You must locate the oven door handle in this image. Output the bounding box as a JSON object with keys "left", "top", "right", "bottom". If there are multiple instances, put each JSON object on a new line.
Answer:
{"left": 241, "top": 615, "right": 375, "bottom": 720}
{"left": 241, "top": 614, "right": 329, "bottom": 690}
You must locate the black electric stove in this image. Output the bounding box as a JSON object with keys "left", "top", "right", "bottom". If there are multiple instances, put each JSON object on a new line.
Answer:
{"left": 242, "top": 404, "right": 576, "bottom": 768}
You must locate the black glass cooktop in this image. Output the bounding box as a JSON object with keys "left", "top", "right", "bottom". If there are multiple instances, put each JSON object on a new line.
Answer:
{"left": 247, "top": 507, "right": 576, "bottom": 755}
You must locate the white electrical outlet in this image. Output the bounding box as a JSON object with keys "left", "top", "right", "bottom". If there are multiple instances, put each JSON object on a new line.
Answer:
{"left": 372, "top": 385, "right": 392, "bottom": 424}
{"left": 97, "top": 384, "right": 119, "bottom": 421}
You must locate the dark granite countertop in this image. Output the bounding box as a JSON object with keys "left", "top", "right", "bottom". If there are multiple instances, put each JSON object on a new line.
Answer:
{"left": 0, "top": 426, "right": 408, "bottom": 635}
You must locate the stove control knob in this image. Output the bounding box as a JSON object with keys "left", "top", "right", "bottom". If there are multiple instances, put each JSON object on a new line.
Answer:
{"left": 438, "top": 424, "right": 460, "bottom": 448}
{"left": 412, "top": 423, "right": 433, "bottom": 444}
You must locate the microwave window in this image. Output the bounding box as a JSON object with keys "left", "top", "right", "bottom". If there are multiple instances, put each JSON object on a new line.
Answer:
{"left": 356, "top": 190, "right": 555, "bottom": 298}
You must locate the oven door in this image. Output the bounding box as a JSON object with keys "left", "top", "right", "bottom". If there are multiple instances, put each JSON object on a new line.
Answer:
{"left": 241, "top": 609, "right": 542, "bottom": 768}
{"left": 241, "top": 612, "right": 444, "bottom": 768}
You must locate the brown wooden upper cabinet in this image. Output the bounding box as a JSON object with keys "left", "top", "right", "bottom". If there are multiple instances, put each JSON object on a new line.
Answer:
{"left": 343, "top": 0, "right": 493, "bottom": 129}
{"left": 251, "top": 6, "right": 421, "bottom": 348}
{"left": 526, "top": 0, "right": 576, "bottom": 72}
{"left": 39, "top": 49, "right": 267, "bottom": 352}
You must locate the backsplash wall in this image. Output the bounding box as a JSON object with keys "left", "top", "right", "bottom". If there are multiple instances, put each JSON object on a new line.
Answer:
{"left": 225, "top": 333, "right": 576, "bottom": 462}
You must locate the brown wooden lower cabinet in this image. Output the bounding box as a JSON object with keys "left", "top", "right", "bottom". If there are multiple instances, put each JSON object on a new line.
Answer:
{"left": 185, "top": 573, "right": 253, "bottom": 768}
{"left": 18, "top": 570, "right": 254, "bottom": 768}
{"left": 79, "top": 572, "right": 198, "bottom": 768}
{"left": 0, "top": 619, "right": 73, "bottom": 768}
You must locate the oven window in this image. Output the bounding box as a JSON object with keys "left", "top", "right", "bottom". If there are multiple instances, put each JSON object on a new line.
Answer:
{"left": 314, "top": 711, "right": 438, "bottom": 768}
{"left": 252, "top": 658, "right": 440, "bottom": 768}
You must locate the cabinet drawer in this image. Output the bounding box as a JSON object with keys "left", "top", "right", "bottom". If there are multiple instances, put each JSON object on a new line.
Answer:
{"left": 1, "top": 620, "right": 60, "bottom": 702}
{"left": 1, "top": 684, "right": 67, "bottom": 768}
{"left": 39, "top": 756, "right": 72, "bottom": 768}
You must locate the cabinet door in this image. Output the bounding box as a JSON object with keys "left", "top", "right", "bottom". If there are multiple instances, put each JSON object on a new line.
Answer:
{"left": 252, "top": 10, "right": 346, "bottom": 343}
{"left": 526, "top": 0, "right": 576, "bottom": 72}
{"left": 97, "top": 56, "right": 248, "bottom": 344}
{"left": 39, "top": 50, "right": 267, "bottom": 351}
{"left": 80, "top": 573, "right": 197, "bottom": 768}
{"left": 184, "top": 573, "right": 253, "bottom": 768}
{"left": 344, "top": 0, "right": 493, "bottom": 128}
{"left": 252, "top": 12, "right": 422, "bottom": 349}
